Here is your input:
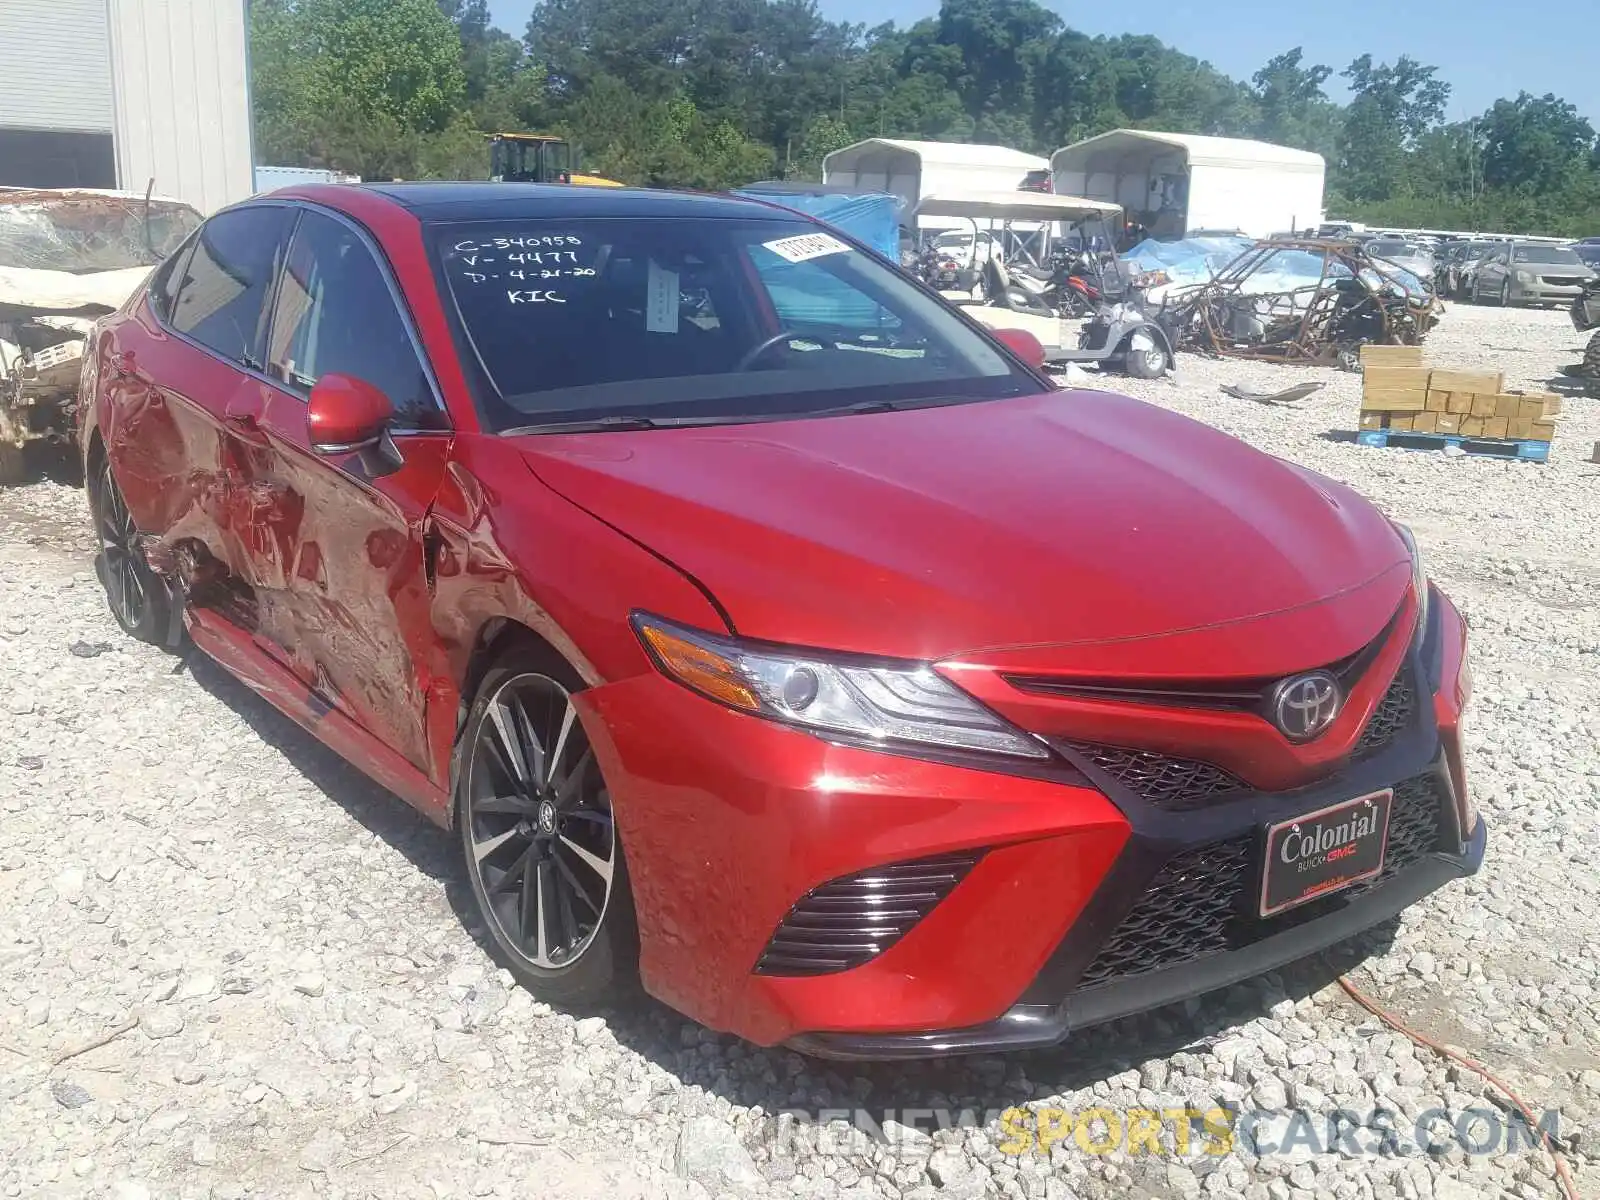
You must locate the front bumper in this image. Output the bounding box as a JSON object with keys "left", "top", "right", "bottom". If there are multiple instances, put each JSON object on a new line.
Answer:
{"left": 1513, "top": 280, "right": 1587, "bottom": 304}
{"left": 793, "top": 814, "right": 1484, "bottom": 1059}
{"left": 584, "top": 590, "right": 1478, "bottom": 1055}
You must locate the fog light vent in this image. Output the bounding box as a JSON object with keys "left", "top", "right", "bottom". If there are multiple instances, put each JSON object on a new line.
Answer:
{"left": 753, "top": 851, "right": 981, "bottom": 976}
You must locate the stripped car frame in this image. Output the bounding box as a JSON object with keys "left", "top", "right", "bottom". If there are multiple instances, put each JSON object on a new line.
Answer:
{"left": 1162, "top": 237, "right": 1440, "bottom": 366}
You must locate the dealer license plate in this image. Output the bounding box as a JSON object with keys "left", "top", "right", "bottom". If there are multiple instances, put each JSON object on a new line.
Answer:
{"left": 1259, "top": 789, "right": 1392, "bottom": 917}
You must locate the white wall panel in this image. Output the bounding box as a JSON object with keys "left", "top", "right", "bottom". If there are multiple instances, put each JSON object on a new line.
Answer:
{"left": 108, "top": 0, "right": 253, "bottom": 213}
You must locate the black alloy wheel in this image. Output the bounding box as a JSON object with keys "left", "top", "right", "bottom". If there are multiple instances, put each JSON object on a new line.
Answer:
{"left": 458, "top": 652, "right": 637, "bottom": 1002}
{"left": 93, "top": 459, "right": 171, "bottom": 644}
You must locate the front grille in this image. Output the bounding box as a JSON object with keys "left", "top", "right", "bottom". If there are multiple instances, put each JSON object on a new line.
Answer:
{"left": 1057, "top": 659, "right": 1418, "bottom": 811}
{"left": 1074, "top": 774, "right": 1446, "bottom": 990}
{"left": 754, "top": 852, "right": 980, "bottom": 976}
{"left": 1353, "top": 667, "right": 1416, "bottom": 757}
{"left": 1059, "top": 742, "right": 1246, "bottom": 812}
{"left": 1543, "top": 276, "right": 1586, "bottom": 287}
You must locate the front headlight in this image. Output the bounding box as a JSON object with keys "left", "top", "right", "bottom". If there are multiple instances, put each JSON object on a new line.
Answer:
{"left": 632, "top": 613, "right": 1048, "bottom": 760}
{"left": 1514, "top": 269, "right": 1535, "bottom": 283}
{"left": 1392, "top": 521, "right": 1430, "bottom": 632}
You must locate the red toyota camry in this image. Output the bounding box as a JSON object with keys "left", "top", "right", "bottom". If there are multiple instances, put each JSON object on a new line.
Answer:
{"left": 79, "top": 183, "right": 1482, "bottom": 1058}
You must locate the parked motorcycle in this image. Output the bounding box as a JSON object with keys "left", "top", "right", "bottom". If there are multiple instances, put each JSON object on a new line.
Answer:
{"left": 912, "top": 246, "right": 977, "bottom": 293}
{"left": 980, "top": 257, "right": 1057, "bottom": 318}
{"left": 1051, "top": 249, "right": 1110, "bottom": 317}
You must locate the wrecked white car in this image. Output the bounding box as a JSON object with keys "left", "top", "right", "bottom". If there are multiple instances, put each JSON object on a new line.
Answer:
{"left": 0, "top": 188, "right": 201, "bottom": 484}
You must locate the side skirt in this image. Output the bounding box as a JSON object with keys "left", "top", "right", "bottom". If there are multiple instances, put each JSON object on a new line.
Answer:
{"left": 184, "top": 607, "right": 451, "bottom": 826}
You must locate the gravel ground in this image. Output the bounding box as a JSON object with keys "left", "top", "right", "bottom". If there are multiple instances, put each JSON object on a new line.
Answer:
{"left": 1, "top": 302, "right": 1597, "bottom": 1200}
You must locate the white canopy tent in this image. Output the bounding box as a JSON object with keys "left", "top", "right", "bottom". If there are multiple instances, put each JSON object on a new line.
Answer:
{"left": 914, "top": 192, "right": 1122, "bottom": 224}
{"left": 822, "top": 139, "right": 1049, "bottom": 231}
{"left": 915, "top": 191, "right": 1125, "bottom": 267}
{"left": 1050, "top": 131, "right": 1325, "bottom": 240}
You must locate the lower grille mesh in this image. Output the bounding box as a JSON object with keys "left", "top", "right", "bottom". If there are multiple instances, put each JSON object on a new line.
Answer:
{"left": 754, "top": 852, "right": 980, "bottom": 976}
{"left": 1075, "top": 774, "right": 1446, "bottom": 990}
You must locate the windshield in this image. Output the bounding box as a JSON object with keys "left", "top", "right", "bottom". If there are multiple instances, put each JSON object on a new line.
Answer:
{"left": 0, "top": 194, "right": 203, "bottom": 273}
{"left": 433, "top": 216, "right": 1037, "bottom": 432}
{"left": 1513, "top": 245, "right": 1583, "bottom": 265}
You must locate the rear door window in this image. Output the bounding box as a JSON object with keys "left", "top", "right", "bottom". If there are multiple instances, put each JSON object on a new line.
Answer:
{"left": 147, "top": 234, "right": 198, "bottom": 323}
{"left": 264, "top": 209, "right": 445, "bottom": 430}
{"left": 169, "top": 206, "right": 297, "bottom": 369}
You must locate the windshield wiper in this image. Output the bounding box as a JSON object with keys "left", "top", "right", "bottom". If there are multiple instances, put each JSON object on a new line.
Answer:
{"left": 500, "top": 394, "right": 1003, "bottom": 437}
{"left": 500, "top": 413, "right": 734, "bottom": 435}
{"left": 803, "top": 394, "right": 992, "bottom": 418}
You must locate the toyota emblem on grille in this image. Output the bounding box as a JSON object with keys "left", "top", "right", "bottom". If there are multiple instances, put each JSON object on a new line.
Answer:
{"left": 1271, "top": 671, "right": 1342, "bottom": 741}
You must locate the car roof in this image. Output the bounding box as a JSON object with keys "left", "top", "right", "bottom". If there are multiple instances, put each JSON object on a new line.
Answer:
{"left": 354, "top": 182, "right": 793, "bottom": 223}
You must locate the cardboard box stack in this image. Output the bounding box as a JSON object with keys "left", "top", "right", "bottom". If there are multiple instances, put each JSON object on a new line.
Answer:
{"left": 1358, "top": 345, "right": 1560, "bottom": 442}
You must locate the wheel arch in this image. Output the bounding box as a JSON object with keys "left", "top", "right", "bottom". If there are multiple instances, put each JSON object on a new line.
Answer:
{"left": 447, "top": 615, "right": 586, "bottom": 825}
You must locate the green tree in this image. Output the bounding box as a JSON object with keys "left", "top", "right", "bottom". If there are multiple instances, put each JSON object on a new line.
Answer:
{"left": 251, "top": 0, "right": 469, "bottom": 174}
{"left": 1478, "top": 93, "right": 1597, "bottom": 196}
{"left": 792, "top": 114, "right": 855, "bottom": 177}
{"left": 1334, "top": 55, "right": 1450, "bottom": 201}
{"left": 303, "top": 0, "right": 467, "bottom": 131}
{"left": 1250, "top": 49, "right": 1340, "bottom": 159}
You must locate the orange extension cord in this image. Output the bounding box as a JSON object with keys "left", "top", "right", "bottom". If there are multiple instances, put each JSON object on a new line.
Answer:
{"left": 1336, "top": 974, "right": 1582, "bottom": 1200}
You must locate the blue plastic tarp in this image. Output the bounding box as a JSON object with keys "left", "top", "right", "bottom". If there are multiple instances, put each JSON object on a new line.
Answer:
{"left": 1120, "top": 236, "right": 1429, "bottom": 301}
{"left": 732, "top": 189, "right": 904, "bottom": 263}
{"left": 1119, "top": 236, "right": 1254, "bottom": 288}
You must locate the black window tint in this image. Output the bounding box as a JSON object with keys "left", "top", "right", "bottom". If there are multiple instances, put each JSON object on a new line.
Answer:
{"left": 265, "top": 210, "right": 444, "bottom": 430}
{"left": 148, "top": 234, "right": 197, "bottom": 323}
{"left": 169, "top": 206, "right": 295, "bottom": 367}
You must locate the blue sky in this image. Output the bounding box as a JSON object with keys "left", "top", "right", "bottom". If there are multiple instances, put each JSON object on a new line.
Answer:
{"left": 487, "top": 0, "right": 1598, "bottom": 126}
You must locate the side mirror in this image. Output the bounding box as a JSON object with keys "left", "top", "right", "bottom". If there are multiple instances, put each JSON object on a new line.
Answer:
{"left": 991, "top": 327, "right": 1047, "bottom": 371}
{"left": 306, "top": 373, "right": 402, "bottom": 477}
{"left": 307, "top": 373, "right": 394, "bottom": 452}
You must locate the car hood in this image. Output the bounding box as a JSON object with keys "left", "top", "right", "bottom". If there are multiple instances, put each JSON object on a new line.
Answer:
{"left": 0, "top": 265, "right": 151, "bottom": 316}
{"left": 519, "top": 390, "right": 1410, "bottom": 665}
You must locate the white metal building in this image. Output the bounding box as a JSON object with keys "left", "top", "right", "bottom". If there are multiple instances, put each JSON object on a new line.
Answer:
{"left": 822, "top": 139, "right": 1049, "bottom": 231}
{"left": 0, "top": 0, "right": 254, "bottom": 213}
{"left": 1050, "top": 131, "right": 1325, "bottom": 240}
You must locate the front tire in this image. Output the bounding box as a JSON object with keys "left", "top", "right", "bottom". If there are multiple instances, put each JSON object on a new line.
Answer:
{"left": 1124, "top": 340, "right": 1168, "bottom": 379}
{"left": 1581, "top": 328, "right": 1600, "bottom": 380}
{"left": 456, "top": 646, "right": 638, "bottom": 1006}
{"left": 1499, "top": 280, "right": 1512, "bottom": 308}
{"left": 0, "top": 441, "right": 23, "bottom": 487}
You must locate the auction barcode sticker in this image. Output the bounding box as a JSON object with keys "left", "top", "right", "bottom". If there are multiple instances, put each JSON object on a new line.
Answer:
{"left": 763, "top": 232, "right": 849, "bottom": 263}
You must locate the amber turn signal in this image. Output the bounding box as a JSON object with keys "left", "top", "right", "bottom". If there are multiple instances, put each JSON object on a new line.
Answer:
{"left": 636, "top": 621, "right": 762, "bottom": 712}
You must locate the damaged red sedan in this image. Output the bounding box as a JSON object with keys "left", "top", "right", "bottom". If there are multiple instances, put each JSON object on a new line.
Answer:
{"left": 79, "top": 184, "right": 1482, "bottom": 1057}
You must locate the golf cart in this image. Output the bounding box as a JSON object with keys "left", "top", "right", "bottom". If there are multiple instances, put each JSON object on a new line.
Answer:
{"left": 914, "top": 191, "right": 1175, "bottom": 378}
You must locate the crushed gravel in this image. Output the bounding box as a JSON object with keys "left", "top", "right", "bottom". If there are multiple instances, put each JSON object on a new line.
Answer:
{"left": 1, "top": 302, "right": 1596, "bottom": 1199}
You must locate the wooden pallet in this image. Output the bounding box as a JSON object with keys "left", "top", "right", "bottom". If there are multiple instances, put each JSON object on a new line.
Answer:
{"left": 1355, "top": 428, "right": 1551, "bottom": 462}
